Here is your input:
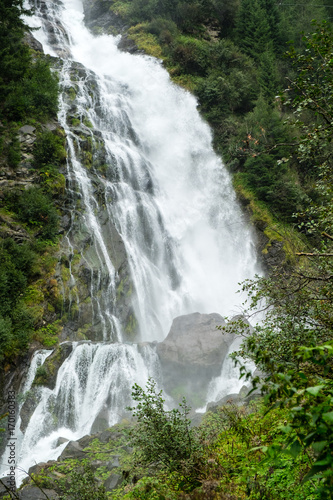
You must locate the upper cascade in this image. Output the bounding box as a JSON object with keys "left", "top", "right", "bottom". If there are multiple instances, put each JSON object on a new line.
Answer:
{"left": 28, "top": 0, "right": 259, "bottom": 343}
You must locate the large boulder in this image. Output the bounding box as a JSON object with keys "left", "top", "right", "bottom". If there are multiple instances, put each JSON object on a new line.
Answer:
{"left": 156, "top": 313, "right": 236, "bottom": 406}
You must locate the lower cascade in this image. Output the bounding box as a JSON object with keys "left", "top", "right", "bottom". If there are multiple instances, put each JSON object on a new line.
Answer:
{"left": 3, "top": 0, "right": 260, "bottom": 482}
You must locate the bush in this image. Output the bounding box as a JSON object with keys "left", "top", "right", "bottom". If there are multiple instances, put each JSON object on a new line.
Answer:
{"left": 11, "top": 187, "right": 59, "bottom": 241}
{"left": 171, "top": 35, "right": 210, "bottom": 75}
{"left": 3, "top": 58, "right": 59, "bottom": 121}
{"left": 57, "top": 463, "right": 108, "bottom": 500}
{"left": 127, "top": 379, "right": 202, "bottom": 484}
{"left": 33, "top": 130, "right": 66, "bottom": 168}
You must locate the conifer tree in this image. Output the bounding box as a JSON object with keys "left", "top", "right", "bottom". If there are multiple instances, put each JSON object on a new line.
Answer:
{"left": 259, "top": 0, "right": 283, "bottom": 53}
{"left": 0, "top": 0, "right": 32, "bottom": 101}
{"left": 234, "top": 0, "right": 271, "bottom": 60}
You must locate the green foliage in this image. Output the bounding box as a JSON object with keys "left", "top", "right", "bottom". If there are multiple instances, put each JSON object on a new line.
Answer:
{"left": 57, "top": 463, "right": 108, "bottom": 500}
{"left": 0, "top": 239, "right": 38, "bottom": 359}
{"left": 120, "top": 392, "right": 321, "bottom": 499}
{"left": 196, "top": 39, "right": 258, "bottom": 119}
{"left": 4, "top": 58, "right": 59, "bottom": 121}
{"left": 237, "top": 344, "right": 333, "bottom": 498}
{"left": 235, "top": 0, "right": 272, "bottom": 61}
{"left": 212, "top": 0, "right": 239, "bottom": 38}
{"left": 33, "top": 130, "right": 67, "bottom": 195}
{"left": 0, "top": 0, "right": 58, "bottom": 121}
{"left": 34, "top": 130, "right": 66, "bottom": 168}
{"left": 282, "top": 21, "right": 333, "bottom": 236}
{"left": 6, "top": 187, "right": 59, "bottom": 241}
{"left": 127, "top": 379, "right": 202, "bottom": 486}
{"left": 171, "top": 35, "right": 210, "bottom": 75}
{"left": 0, "top": 239, "right": 35, "bottom": 315}
{"left": 0, "top": 0, "right": 31, "bottom": 103}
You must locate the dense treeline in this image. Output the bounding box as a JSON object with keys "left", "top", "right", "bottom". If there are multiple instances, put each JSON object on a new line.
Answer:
{"left": 0, "top": 0, "right": 63, "bottom": 360}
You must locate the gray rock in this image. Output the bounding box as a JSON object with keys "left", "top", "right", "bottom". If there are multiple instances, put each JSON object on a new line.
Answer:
{"left": 19, "top": 486, "right": 59, "bottom": 499}
{"left": 20, "top": 387, "right": 43, "bottom": 432}
{"left": 91, "top": 406, "right": 109, "bottom": 433}
{"left": 56, "top": 437, "right": 69, "bottom": 447}
{"left": 77, "top": 434, "right": 95, "bottom": 448}
{"left": 24, "top": 32, "right": 44, "bottom": 53}
{"left": 104, "top": 473, "right": 122, "bottom": 492}
{"left": 207, "top": 394, "right": 241, "bottom": 411}
{"left": 41, "top": 342, "right": 74, "bottom": 390}
{"left": 157, "top": 312, "right": 231, "bottom": 368}
{"left": 19, "top": 125, "right": 36, "bottom": 135}
{"left": 157, "top": 312, "right": 235, "bottom": 405}
{"left": 59, "top": 440, "right": 87, "bottom": 460}
{"left": 105, "top": 456, "right": 120, "bottom": 470}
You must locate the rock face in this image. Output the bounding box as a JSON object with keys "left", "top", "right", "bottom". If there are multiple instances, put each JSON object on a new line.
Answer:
{"left": 157, "top": 313, "right": 236, "bottom": 405}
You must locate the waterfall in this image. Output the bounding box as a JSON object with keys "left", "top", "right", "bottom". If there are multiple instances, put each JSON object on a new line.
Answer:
{"left": 9, "top": 0, "right": 260, "bottom": 480}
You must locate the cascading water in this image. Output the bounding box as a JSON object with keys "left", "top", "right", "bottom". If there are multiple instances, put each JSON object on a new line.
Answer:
{"left": 8, "top": 0, "right": 260, "bottom": 480}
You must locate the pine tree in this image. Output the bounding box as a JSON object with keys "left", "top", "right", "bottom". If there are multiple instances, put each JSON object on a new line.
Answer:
{"left": 234, "top": 0, "right": 271, "bottom": 60}
{"left": 0, "top": 0, "right": 32, "bottom": 101}
{"left": 259, "top": 0, "right": 284, "bottom": 54}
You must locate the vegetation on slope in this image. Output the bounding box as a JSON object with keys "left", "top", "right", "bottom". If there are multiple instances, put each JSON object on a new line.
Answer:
{"left": 0, "top": 0, "right": 64, "bottom": 362}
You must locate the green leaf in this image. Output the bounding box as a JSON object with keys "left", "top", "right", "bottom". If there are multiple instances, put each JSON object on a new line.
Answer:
{"left": 289, "top": 439, "right": 302, "bottom": 458}
{"left": 280, "top": 425, "right": 293, "bottom": 433}
{"left": 312, "top": 441, "right": 327, "bottom": 453}
{"left": 305, "top": 385, "right": 325, "bottom": 396}
{"left": 322, "top": 411, "right": 333, "bottom": 423}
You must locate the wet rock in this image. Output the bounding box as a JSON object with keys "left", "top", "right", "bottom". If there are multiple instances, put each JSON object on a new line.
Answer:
{"left": 82, "top": 0, "right": 127, "bottom": 35}
{"left": 60, "top": 214, "right": 71, "bottom": 231}
{"left": 20, "top": 387, "right": 43, "bottom": 433}
{"left": 157, "top": 312, "right": 231, "bottom": 369}
{"left": 117, "top": 34, "right": 139, "bottom": 54}
{"left": 91, "top": 406, "right": 109, "bottom": 433}
{"left": 56, "top": 437, "right": 69, "bottom": 447}
{"left": 59, "top": 440, "right": 87, "bottom": 460}
{"left": 41, "top": 342, "right": 74, "bottom": 390}
{"left": 24, "top": 32, "right": 44, "bottom": 53}
{"left": 157, "top": 312, "right": 234, "bottom": 404}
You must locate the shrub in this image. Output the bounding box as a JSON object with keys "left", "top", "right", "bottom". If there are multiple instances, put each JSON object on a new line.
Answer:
{"left": 57, "top": 463, "right": 108, "bottom": 500}
{"left": 10, "top": 187, "right": 59, "bottom": 241}
{"left": 3, "top": 58, "right": 59, "bottom": 121}
{"left": 127, "top": 379, "right": 202, "bottom": 488}
{"left": 33, "top": 130, "right": 66, "bottom": 168}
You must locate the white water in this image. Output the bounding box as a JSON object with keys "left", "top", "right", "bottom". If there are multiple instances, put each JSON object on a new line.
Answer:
{"left": 196, "top": 337, "right": 256, "bottom": 413}
{"left": 9, "top": 0, "right": 260, "bottom": 482}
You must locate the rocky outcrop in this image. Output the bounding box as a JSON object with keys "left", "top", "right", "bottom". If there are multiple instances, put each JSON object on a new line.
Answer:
{"left": 16, "top": 425, "right": 129, "bottom": 499}
{"left": 82, "top": 0, "right": 127, "bottom": 34}
{"left": 82, "top": 0, "right": 139, "bottom": 53}
{"left": 157, "top": 312, "right": 235, "bottom": 405}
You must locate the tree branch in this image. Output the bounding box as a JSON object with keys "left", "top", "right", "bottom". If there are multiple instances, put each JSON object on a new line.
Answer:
{"left": 296, "top": 252, "right": 333, "bottom": 257}
{"left": 322, "top": 232, "right": 333, "bottom": 241}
